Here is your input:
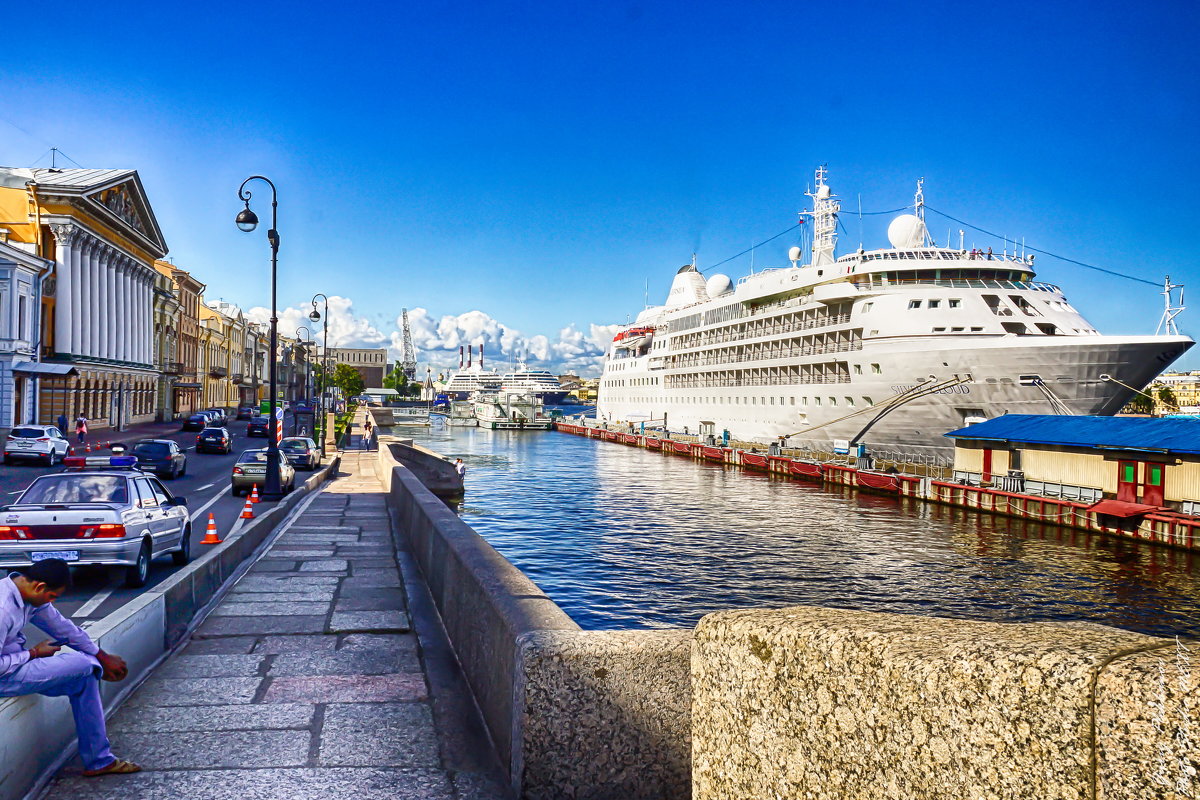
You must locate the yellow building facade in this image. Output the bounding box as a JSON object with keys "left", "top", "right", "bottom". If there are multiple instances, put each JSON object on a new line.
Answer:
{"left": 0, "top": 168, "right": 165, "bottom": 429}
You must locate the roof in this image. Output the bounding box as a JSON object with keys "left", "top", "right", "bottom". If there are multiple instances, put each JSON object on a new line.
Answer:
{"left": 945, "top": 414, "right": 1200, "bottom": 455}
{"left": 0, "top": 167, "right": 135, "bottom": 190}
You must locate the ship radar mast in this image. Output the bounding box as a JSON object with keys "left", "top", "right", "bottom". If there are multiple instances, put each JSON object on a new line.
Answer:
{"left": 914, "top": 177, "right": 932, "bottom": 246}
{"left": 1157, "top": 275, "right": 1185, "bottom": 336}
{"left": 805, "top": 166, "right": 839, "bottom": 266}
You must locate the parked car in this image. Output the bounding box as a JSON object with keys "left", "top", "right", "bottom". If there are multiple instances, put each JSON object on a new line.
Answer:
{"left": 130, "top": 439, "right": 187, "bottom": 480}
{"left": 182, "top": 413, "right": 209, "bottom": 431}
{"left": 3, "top": 425, "right": 72, "bottom": 466}
{"left": 0, "top": 456, "right": 190, "bottom": 586}
{"left": 279, "top": 437, "right": 321, "bottom": 470}
{"left": 236, "top": 406, "right": 255, "bottom": 420}
{"left": 195, "top": 427, "right": 233, "bottom": 454}
{"left": 231, "top": 449, "right": 295, "bottom": 496}
{"left": 246, "top": 415, "right": 270, "bottom": 437}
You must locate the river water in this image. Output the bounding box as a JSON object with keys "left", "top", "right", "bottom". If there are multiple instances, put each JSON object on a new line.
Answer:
{"left": 393, "top": 423, "right": 1200, "bottom": 637}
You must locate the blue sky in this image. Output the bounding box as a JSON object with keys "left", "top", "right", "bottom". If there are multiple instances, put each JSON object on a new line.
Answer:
{"left": 1, "top": 0, "right": 1197, "bottom": 374}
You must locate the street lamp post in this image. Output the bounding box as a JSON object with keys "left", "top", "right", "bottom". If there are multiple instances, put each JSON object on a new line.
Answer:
{"left": 235, "top": 176, "right": 283, "bottom": 500}
{"left": 309, "top": 294, "right": 329, "bottom": 455}
{"left": 295, "top": 326, "right": 312, "bottom": 436}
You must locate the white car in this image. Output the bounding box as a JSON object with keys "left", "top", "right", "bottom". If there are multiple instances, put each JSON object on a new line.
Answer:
{"left": 0, "top": 455, "right": 191, "bottom": 586}
{"left": 4, "top": 425, "right": 72, "bottom": 466}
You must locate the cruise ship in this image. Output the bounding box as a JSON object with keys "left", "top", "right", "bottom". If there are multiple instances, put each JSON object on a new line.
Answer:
{"left": 501, "top": 365, "right": 568, "bottom": 403}
{"left": 597, "top": 168, "right": 1193, "bottom": 458}
{"left": 443, "top": 344, "right": 502, "bottom": 399}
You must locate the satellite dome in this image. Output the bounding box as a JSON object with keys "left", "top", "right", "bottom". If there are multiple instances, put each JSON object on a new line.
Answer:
{"left": 706, "top": 274, "right": 733, "bottom": 297}
{"left": 788, "top": 245, "right": 802, "bottom": 263}
{"left": 887, "top": 214, "right": 927, "bottom": 249}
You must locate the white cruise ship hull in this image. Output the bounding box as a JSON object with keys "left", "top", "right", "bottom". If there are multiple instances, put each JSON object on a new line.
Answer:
{"left": 598, "top": 335, "right": 1193, "bottom": 457}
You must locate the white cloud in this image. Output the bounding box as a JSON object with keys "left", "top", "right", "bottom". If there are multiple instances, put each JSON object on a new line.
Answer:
{"left": 250, "top": 298, "right": 617, "bottom": 376}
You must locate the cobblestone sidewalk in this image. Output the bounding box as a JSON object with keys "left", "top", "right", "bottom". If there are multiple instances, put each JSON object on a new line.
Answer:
{"left": 44, "top": 435, "right": 510, "bottom": 799}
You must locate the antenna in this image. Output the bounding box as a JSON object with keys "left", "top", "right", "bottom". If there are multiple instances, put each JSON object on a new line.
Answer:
{"left": 1157, "top": 275, "right": 1186, "bottom": 336}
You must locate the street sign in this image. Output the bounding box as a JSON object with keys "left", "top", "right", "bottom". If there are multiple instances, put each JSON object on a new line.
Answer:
{"left": 275, "top": 407, "right": 284, "bottom": 444}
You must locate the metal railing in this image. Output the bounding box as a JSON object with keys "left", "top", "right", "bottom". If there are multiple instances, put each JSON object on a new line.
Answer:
{"left": 208, "top": 366, "right": 228, "bottom": 378}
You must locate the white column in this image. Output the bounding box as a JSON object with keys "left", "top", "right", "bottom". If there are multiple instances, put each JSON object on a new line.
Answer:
{"left": 69, "top": 238, "right": 85, "bottom": 356}
{"left": 103, "top": 258, "right": 116, "bottom": 361}
{"left": 83, "top": 240, "right": 98, "bottom": 358}
{"left": 89, "top": 245, "right": 103, "bottom": 358}
{"left": 138, "top": 273, "right": 149, "bottom": 365}
{"left": 131, "top": 272, "right": 142, "bottom": 365}
{"left": 117, "top": 262, "right": 129, "bottom": 362}
{"left": 97, "top": 251, "right": 109, "bottom": 360}
{"left": 50, "top": 224, "right": 76, "bottom": 356}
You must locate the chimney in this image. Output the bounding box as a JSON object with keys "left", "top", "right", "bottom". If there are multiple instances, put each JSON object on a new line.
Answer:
{"left": 459, "top": 346, "right": 463, "bottom": 369}
{"left": 480, "top": 343, "right": 484, "bottom": 370}
{"left": 467, "top": 346, "right": 472, "bottom": 368}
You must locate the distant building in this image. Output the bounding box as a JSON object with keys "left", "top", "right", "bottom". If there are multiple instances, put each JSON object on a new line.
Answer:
{"left": 1148, "top": 371, "right": 1200, "bottom": 415}
{"left": 325, "top": 347, "right": 388, "bottom": 387}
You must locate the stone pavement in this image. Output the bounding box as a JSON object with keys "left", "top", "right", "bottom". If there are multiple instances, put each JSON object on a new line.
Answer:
{"left": 44, "top": 427, "right": 511, "bottom": 800}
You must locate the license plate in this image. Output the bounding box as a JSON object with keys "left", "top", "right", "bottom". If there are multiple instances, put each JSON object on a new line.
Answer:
{"left": 32, "top": 550, "right": 79, "bottom": 562}
{"left": 18, "top": 443, "right": 31, "bottom": 448}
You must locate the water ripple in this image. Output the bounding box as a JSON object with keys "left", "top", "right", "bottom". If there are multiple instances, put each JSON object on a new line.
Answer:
{"left": 404, "top": 427, "right": 1200, "bottom": 637}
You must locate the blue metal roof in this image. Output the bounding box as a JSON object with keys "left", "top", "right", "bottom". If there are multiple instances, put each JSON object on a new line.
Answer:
{"left": 944, "top": 414, "right": 1200, "bottom": 455}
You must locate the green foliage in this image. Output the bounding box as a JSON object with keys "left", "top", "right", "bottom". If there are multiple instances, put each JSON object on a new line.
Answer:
{"left": 330, "top": 363, "right": 365, "bottom": 398}
{"left": 1126, "top": 394, "right": 1153, "bottom": 414}
{"left": 1157, "top": 386, "right": 1178, "bottom": 408}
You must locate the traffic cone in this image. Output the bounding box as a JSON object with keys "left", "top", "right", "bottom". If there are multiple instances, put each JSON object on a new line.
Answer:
{"left": 200, "top": 513, "right": 222, "bottom": 544}
{"left": 84, "top": 442, "right": 91, "bottom": 453}
{"left": 240, "top": 496, "right": 254, "bottom": 520}
{"left": 250, "top": 484, "right": 260, "bottom": 504}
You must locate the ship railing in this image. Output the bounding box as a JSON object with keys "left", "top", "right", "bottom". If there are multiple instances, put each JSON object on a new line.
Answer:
{"left": 1023, "top": 479, "right": 1102, "bottom": 504}
{"left": 670, "top": 340, "right": 864, "bottom": 368}
{"left": 677, "top": 313, "right": 853, "bottom": 351}
{"left": 668, "top": 373, "right": 852, "bottom": 389}
{"left": 854, "top": 277, "right": 1061, "bottom": 294}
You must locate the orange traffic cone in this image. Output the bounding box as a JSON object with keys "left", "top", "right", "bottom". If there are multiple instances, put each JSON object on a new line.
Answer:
{"left": 84, "top": 442, "right": 91, "bottom": 453}
{"left": 240, "top": 496, "right": 254, "bottom": 520}
{"left": 250, "top": 484, "right": 260, "bottom": 504}
{"left": 200, "top": 513, "right": 222, "bottom": 544}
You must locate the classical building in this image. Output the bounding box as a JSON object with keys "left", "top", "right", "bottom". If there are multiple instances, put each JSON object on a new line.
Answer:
{"left": 325, "top": 346, "right": 388, "bottom": 387}
{"left": 0, "top": 167, "right": 164, "bottom": 429}
{"left": 155, "top": 261, "right": 204, "bottom": 417}
{"left": 152, "top": 266, "right": 181, "bottom": 421}
{"left": 0, "top": 238, "right": 54, "bottom": 434}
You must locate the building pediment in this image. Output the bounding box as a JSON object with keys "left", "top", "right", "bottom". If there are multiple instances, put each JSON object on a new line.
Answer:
{"left": 82, "top": 173, "right": 167, "bottom": 256}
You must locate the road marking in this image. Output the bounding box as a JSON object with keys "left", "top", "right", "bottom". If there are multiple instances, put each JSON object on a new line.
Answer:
{"left": 73, "top": 587, "right": 115, "bottom": 618}
{"left": 189, "top": 488, "right": 227, "bottom": 522}
{"left": 7, "top": 490, "right": 21, "bottom": 495}
{"left": 197, "top": 482, "right": 215, "bottom": 491}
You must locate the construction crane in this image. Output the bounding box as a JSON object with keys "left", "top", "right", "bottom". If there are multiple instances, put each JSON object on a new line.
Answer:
{"left": 400, "top": 308, "right": 417, "bottom": 380}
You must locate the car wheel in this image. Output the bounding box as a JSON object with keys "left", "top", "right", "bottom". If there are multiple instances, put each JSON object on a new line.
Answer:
{"left": 172, "top": 523, "right": 192, "bottom": 566}
{"left": 125, "top": 541, "right": 151, "bottom": 588}
{"left": 179, "top": 461, "right": 187, "bottom": 477}
{"left": 42, "top": 451, "right": 54, "bottom": 467}
{"left": 231, "top": 486, "right": 242, "bottom": 496}
{"left": 2, "top": 455, "right": 10, "bottom": 465}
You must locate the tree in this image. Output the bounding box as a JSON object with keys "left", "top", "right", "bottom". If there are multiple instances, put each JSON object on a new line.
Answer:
{"left": 330, "top": 363, "right": 365, "bottom": 399}
{"left": 1157, "top": 386, "right": 1177, "bottom": 410}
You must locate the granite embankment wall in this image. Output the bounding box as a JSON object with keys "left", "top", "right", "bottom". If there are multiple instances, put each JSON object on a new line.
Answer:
{"left": 692, "top": 606, "right": 1198, "bottom": 800}
{"left": 0, "top": 460, "right": 340, "bottom": 800}
{"left": 378, "top": 445, "right": 691, "bottom": 800}
{"left": 382, "top": 435, "right": 1198, "bottom": 799}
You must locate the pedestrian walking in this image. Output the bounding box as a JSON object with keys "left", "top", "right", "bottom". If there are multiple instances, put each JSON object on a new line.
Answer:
{"left": 0, "top": 560, "right": 140, "bottom": 777}
{"left": 56, "top": 413, "right": 68, "bottom": 436}
{"left": 362, "top": 417, "right": 373, "bottom": 450}
{"left": 75, "top": 415, "right": 88, "bottom": 445}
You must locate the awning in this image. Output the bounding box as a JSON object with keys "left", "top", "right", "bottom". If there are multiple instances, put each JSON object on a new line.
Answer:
{"left": 1087, "top": 499, "right": 1164, "bottom": 518}
{"left": 11, "top": 361, "right": 77, "bottom": 376}
{"left": 173, "top": 383, "right": 202, "bottom": 389}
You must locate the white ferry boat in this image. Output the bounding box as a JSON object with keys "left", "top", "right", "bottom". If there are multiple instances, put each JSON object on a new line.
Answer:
{"left": 500, "top": 365, "right": 568, "bottom": 403}
{"left": 443, "top": 344, "right": 503, "bottom": 399}
{"left": 597, "top": 168, "right": 1193, "bottom": 458}
{"left": 474, "top": 392, "right": 553, "bottom": 430}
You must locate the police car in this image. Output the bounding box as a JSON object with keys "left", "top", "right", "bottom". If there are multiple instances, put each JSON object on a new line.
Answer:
{"left": 0, "top": 455, "right": 191, "bottom": 587}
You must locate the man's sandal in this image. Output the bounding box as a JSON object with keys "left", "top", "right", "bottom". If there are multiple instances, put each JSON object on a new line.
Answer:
{"left": 82, "top": 759, "right": 141, "bottom": 777}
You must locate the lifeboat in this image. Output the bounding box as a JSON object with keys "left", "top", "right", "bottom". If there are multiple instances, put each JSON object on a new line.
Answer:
{"left": 613, "top": 326, "right": 655, "bottom": 351}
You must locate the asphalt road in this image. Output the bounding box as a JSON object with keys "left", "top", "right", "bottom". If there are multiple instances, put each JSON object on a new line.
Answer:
{"left": 0, "top": 411, "right": 329, "bottom": 623}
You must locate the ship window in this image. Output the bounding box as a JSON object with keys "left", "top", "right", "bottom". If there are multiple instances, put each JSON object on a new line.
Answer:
{"left": 790, "top": 397, "right": 795, "bottom": 405}
{"left": 908, "top": 300, "right": 922, "bottom": 309}
{"left": 814, "top": 397, "right": 821, "bottom": 406}
{"left": 854, "top": 365, "right": 862, "bottom": 374}
{"left": 970, "top": 326, "right": 983, "bottom": 332}
{"left": 1037, "top": 323, "right": 1057, "bottom": 335}
{"left": 951, "top": 327, "right": 964, "bottom": 332}
{"left": 861, "top": 302, "right": 873, "bottom": 312}
{"left": 770, "top": 397, "right": 775, "bottom": 405}
{"left": 870, "top": 330, "right": 879, "bottom": 336}
{"left": 863, "top": 397, "right": 873, "bottom": 406}
{"left": 871, "top": 364, "right": 881, "bottom": 374}
{"left": 949, "top": 299, "right": 961, "bottom": 308}
{"left": 845, "top": 397, "right": 854, "bottom": 407}
{"left": 928, "top": 300, "right": 940, "bottom": 309}
{"left": 933, "top": 327, "right": 946, "bottom": 332}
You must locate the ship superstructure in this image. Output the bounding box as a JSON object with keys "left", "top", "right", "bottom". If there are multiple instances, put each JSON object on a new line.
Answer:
{"left": 597, "top": 168, "right": 1193, "bottom": 457}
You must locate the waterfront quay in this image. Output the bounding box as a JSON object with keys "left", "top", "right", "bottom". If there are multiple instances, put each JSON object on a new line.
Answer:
{"left": 7, "top": 411, "right": 1198, "bottom": 800}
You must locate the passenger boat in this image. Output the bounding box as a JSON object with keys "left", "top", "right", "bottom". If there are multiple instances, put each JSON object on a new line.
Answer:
{"left": 474, "top": 392, "right": 554, "bottom": 430}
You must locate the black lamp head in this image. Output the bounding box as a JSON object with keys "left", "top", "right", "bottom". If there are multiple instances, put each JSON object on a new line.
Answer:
{"left": 235, "top": 203, "right": 259, "bottom": 232}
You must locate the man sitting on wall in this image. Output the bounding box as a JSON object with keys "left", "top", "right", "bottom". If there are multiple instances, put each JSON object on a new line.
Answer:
{"left": 0, "top": 559, "right": 141, "bottom": 776}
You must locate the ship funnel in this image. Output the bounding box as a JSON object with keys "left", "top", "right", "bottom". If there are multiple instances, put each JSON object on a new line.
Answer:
{"left": 664, "top": 262, "right": 710, "bottom": 308}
